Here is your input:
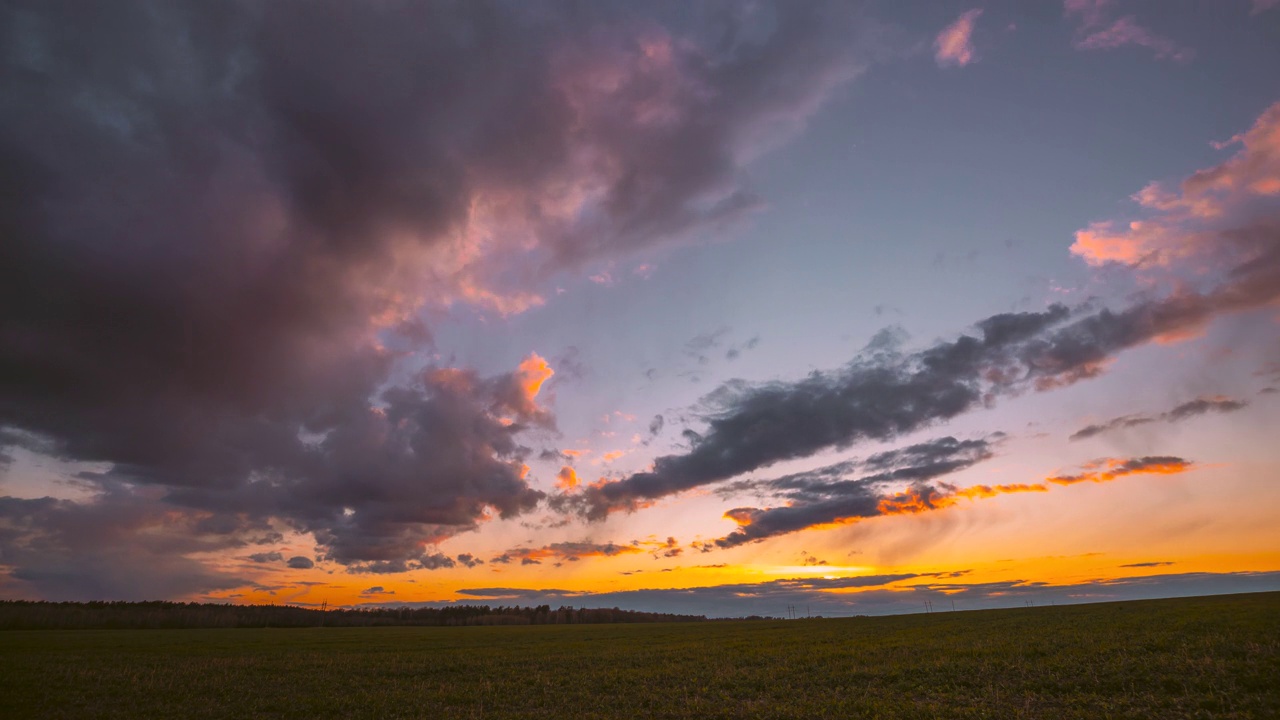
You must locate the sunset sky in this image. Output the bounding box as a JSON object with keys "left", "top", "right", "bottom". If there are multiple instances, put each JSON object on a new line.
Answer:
{"left": 2, "top": 0, "right": 1279, "bottom": 617}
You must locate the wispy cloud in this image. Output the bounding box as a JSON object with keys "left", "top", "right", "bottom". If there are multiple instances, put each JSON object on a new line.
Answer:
{"left": 1070, "top": 396, "right": 1248, "bottom": 440}
{"left": 1064, "top": 1, "right": 1193, "bottom": 62}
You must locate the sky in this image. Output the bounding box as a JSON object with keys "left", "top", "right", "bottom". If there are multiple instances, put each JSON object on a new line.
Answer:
{"left": 1, "top": 0, "right": 1279, "bottom": 618}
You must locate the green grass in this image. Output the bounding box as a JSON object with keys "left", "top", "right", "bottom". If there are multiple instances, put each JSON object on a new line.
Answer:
{"left": 1, "top": 592, "right": 1276, "bottom": 719}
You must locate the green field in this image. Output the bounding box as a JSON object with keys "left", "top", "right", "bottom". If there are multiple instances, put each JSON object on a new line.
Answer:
{"left": 1, "top": 592, "right": 1276, "bottom": 719}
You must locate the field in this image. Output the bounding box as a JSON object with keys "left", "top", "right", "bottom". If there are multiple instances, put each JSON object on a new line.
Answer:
{"left": 1, "top": 592, "right": 1277, "bottom": 719}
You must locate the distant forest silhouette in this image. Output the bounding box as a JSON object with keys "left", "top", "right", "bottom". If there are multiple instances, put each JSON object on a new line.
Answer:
{"left": 0, "top": 600, "right": 711, "bottom": 630}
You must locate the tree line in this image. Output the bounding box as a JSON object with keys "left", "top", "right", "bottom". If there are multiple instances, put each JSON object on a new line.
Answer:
{"left": 0, "top": 600, "right": 707, "bottom": 629}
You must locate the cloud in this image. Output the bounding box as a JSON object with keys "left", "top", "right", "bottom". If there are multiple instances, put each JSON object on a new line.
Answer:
{"left": 1251, "top": 0, "right": 1280, "bottom": 14}
{"left": 344, "top": 552, "right": 458, "bottom": 575}
{"left": 1120, "top": 561, "right": 1175, "bottom": 568}
{"left": 685, "top": 328, "right": 731, "bottom": 365}
{"left": 1064, "top": 1, "right": 1192, "bottom": 62}
{"left": 360, "top": 586, "right": 394, "bottom": 597}
{"left": 377, "top": 570, "right": 1280, "bottom": 618}
{"left": 248, "top": 552, "right": 284, "bottom": 564}
{"left": 1068, "top": 414, "right": 1157, "bottom": 440}
{"left": 0, "top": 490, "right": 254, "bottom": 600}
{"left": 562, "top": 103, "right": 1280, "bottom": 522}
{"left": 717, "top": 455, "right": 1191, "bottom": 548}
{"left": 1165, "top": 397, "right": 1248, "bottom": 421}
{"left": 1070, "top": 396, "right": 1247, "bottom": 440}
{"left": 493, "top": 540, "right": 644, "bottom": 565}
{"left": 0, "top": 1, "right": 880, "bottom": 581}
{"left": 648, "top": 415, "right": 665, "bottom": 438}
{"left": 1074, "top": 18, "right": 1192, "bottom": 62}
{"left": 555, "top": 466, "right": 581, "bottom": 491}
{"left": 934, "top": 9, "right": 983, "bottom": 68}
{"left": 286, "top": 556, "right": 315, "bottom": 570}
{"left": 456, "top": 553, "right": 484, "bottom": 569}
{"left": 1062, "top": 0, "right": 1111, "bottom": 27}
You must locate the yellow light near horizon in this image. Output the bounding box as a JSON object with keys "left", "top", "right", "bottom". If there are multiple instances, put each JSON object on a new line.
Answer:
{"left": 757, "top": 565, "right": 874, "bottom": 576}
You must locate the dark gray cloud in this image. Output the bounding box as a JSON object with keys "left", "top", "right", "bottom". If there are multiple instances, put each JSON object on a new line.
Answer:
{"left": 1069, "top": 414, "right": 1159, "bottom": 441}
{"left": 1120, "top": 561, "right": 1175, "bottom": 568}
{"left": 571, "top": 237, "right": 1280, "bottom": 519}
{"left": 0, "top": 0, "right": 880, "bottom": 589}
{"left": 1070, "top": 396, "right": 1248, "bottom": 441}
{"left": 648, "top": 415, "right": 666, "bottom": 437}
{"left": 0, "top": 491, "right": 252, "bottom": 600}
{"left": 363, "top": 571, "right": 1280, "bottom": 618}
{"left": 456, "top": 553, "right": 484, "bottom": 569}
{"left": 1165, "top": 397, "right": 1247, "bottom": 421}
{"left": 564, "top": 305, "right": 1072, "bottom": 519}
{"left": 492, "top": 540, "right": 645, "bottom": 565}
{"left": 247, "top": 552, "right": 283, "bottom": 564}
{"left": 286, "top": 556, "right": 314, "bottom": 570}
{"left": 714, "top": 436, "right": 1000, "bottom": 548}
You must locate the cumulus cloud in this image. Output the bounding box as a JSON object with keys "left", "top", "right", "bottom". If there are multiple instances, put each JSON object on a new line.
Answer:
{"left": 1064, "top": 0, "right": 1192, "bottom": 62}
{"left": 934, "top": 9, "right": 983, "bottom": 68}
{"left": 555, "top": 466, "right": 581, "bottom": 491}
{"left": 1070, "top": 396, "right": 1247, "bottom": 440}
{"left": 286, "top": 556, "right": 315, "bottom": 570}
{"left": 0, "top": 0, "right": 880, "bottom": 587}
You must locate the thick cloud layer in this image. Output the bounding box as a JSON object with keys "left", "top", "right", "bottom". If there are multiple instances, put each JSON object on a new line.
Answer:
{"left": 0, "top": 0, "right": 877, "bottom": 593}
{"left": 370, "top": 570, "right": 1280, "bottom": 618}
{"left": 0, "top": 490, "right": 257, "bottom": 600}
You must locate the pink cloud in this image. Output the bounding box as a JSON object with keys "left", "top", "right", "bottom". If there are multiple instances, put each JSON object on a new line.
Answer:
{"left": 1253, "top": 0, "right": 1280, "bottom": 14}
{"left": 1064, "top": 1, "right": 1192, "bottom": 62}
{"left": 1073, "top": 16, "right": 1193, "bottom": 62}
{"left": 934, "top": 9, "right": 983, "bottom": 68}
{"left": 1071, "top": 101, "right": 1280, "bottom": 278}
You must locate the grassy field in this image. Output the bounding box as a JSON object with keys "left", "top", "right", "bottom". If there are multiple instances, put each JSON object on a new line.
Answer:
{"left": 1, "top": 592, "right": 1276, "bottom": 719}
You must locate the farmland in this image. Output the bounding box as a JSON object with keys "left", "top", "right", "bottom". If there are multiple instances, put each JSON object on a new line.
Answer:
{"left": 1, "top": 592, "right": 1276, "bottom": 719}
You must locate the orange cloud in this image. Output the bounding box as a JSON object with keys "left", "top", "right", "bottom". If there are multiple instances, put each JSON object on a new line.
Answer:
{"left": 950, "top": 482, "right": 1051, "bottom": 500}
{"left": 1046, "top": 456, "right": 1191, "bottom": 486}
{"left": 516, "top": 353, "right": 554, "bottom": 401}
{"left": 556, "top": 466, "right": 580, "bottom": 490}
